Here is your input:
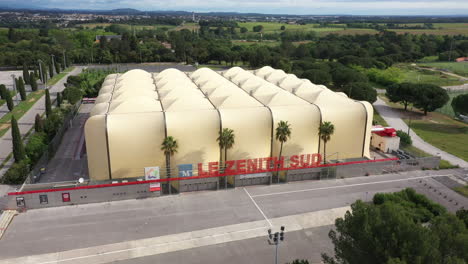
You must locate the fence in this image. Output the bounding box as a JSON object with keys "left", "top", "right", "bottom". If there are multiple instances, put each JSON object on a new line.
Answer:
{"left": 1, "top": 155, "right": 442, "bottom": 210}
{"left": 25, "top": 101, "right": 81, "bottom": 184}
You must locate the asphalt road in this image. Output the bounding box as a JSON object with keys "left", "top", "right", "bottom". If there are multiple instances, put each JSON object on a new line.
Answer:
{"left": 0, "top": 169, "right": 466, "bottom": 264}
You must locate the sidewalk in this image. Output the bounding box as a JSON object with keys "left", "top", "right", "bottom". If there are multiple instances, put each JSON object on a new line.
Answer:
{"left": 373, "top": 97, "right": 468, "bottom": 168}
{"left": 0, "top": 67, "right": 84, "bottom": 178}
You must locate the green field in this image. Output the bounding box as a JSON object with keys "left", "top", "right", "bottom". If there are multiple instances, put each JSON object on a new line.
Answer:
{"left": 406, "top": 113, "right": 468, "bottom": 162}
{"left": 397, "top": 64, "right": 464, "bottom": 86}
{"left": 237, "top": 22, "right": 345, "bottom": 34}
{"left": 418, "top": 62, "right": 468, "bottom": 77}
{"left": 77, "top": 23, "right": 177, "bottom": 31}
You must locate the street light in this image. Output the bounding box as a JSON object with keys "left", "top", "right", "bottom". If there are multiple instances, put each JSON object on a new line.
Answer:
{"left": 407, "top": 106, "right": 413, "bottom": 135}
{"left": 267, "top": 226, "right": 285, "bottom": 264}
{"left": 10, "top": 74, "right": 19, "bottom": 105}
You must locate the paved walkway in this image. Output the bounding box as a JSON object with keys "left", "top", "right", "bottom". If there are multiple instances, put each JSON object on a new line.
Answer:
{"left": 373, "top": 97, "right": 468, "bottom": 168}
{"left": 0, "top": 67, "right": 84, "bottom": 178}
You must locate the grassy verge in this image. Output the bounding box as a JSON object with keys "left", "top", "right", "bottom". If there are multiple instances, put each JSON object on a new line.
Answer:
{"left": 453, "top": 185, "right": 468, "bottom": 198}
{"left": 373, "top": 109, "right": 389, "bottom": 126}
{"left": 0, "top": 90, "right": 45, "bottom": 137}
{"left": 436, "top": 90, "right": 468, "bottom": 118}
{"left": 418, "top": 62, "right": 468, "bottom": 77}
{"left": 47, "top": 67, "right": 75, "bottom": 86}
{"left": 401, "top": 145, "right": 458, "bottom": 169}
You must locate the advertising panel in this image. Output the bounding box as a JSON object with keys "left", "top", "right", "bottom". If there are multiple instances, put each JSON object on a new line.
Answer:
{"left": 178, "top": 164, "right": 193, "bottom": 177}
{"left": 144, "top": 166, "right": 161, "bottom": 192}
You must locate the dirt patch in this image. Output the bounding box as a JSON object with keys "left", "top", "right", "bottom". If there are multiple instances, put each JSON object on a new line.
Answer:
{"left": 0, "top": 123, "right": 10, "bottom": 130}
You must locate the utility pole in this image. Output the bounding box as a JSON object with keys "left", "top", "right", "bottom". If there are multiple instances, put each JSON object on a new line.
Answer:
{"left": 407, "top": 106, "right": 413, "bottom": 135}
{"left": 267, "top": 226, "right": 285, "bottom": 264}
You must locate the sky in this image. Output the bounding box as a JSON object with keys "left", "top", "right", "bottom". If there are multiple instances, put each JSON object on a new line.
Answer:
{"left": 2, "top": 0, "right": 468, "bottom": 15}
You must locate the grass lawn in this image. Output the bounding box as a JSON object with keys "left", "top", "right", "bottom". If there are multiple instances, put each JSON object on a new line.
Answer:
{"left": 417, "top": 62, "right": 468, "bottom": 77}
{"left": 47, "top": 67, "right": 75, "bottom": 86}
{"left": 373, "top": 109, "right": 389, "bottom": 127}
{"left": 454, "top": 185, "right": 468, "bottom": 198}
{"left": 380, "top": 94, "right": 468, "bottom": 162}
{"left": 0, "top": 90, "right": 45, "bottom": 137}
{"left": 396, "top": 64, "right": 464, "bottom": 86}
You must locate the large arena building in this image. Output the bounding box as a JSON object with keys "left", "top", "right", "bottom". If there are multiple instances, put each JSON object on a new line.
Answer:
{"left": 85, "top": 66, "right": 373, "bottom": 181}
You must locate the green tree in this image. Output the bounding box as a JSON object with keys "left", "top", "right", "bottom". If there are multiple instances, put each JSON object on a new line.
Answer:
{"left": 318, "top": 121, "right": 335, "bottom": 164}
{"left": 0, "top": 84, "right": 7, "bottom": 100}
{"left": 275, "top": 120, "right": 291, "bottom": 167}
{"left": 161, "top": 136, "right": 178, "bottom": 195}
{"left": 11, "top": 116, "right": 26, "bottom": 163}
{"left": 34, "top": 114, "right": 44, "bottom": 133}
{"left": 323, "top": 189, "right": 467, "bottom": 264}
{"left": 56, "top": 92, "right": 62, "bottom": 107}
{"left": 386, "top": 83, "right": 416, "bottom": 110}
{"left": 280, "top": 25, "right": 286, "bottom": 30}
{"left": 4, "top": 86, "right": 14, "bottom": 111}
{"left": 48, "top": 63, "right": 54, "bottom": 78}
{"left": 22, "top": 63, "right": 30, "bottom": 85}
{"left": 413, "top": 84, "right": 449, "bottom": 115}
{"left": 217, "top": 128, "right": 235, "bottom": 165}
{"left": 30, "top": 74, "right": 38, "bottom": 91}
{"left": 396, "top": 130, "right": 412, "bottom": 146}
{"left": 45, "top": 89, "right": 52, "bottom": 117}
{"left": 302, "top": 69, "right": 332, "bottom": 86}
{"left": 55, "top": 62, "right": 61, "bottom": 74}
{"left": 17, "top": 77, "right": 26, "bottom": 101}
{"left": 253, "top": 25, "right": 264, "bottom": 32}
{"left": 25, "top": 132, "right": 47, "bottom": 164}
{"left": 451, "top": 94, "right": 468, "bottom": 116}
{"left": 343, "top": 82, "right": 377, "bottom": 103}
{"left": 240, "top": 27, "right": 248, "bottom": 33}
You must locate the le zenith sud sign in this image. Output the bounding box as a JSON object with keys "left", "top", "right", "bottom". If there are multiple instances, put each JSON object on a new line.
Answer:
{"left": 195, "top": 153, "right": 323, "bottom": 177}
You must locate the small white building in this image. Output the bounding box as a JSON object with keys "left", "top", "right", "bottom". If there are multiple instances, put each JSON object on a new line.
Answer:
{"left": 371, "top": 126, "right": 400, "bottom": 153}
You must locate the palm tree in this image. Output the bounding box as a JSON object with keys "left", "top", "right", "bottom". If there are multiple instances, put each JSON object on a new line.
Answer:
{"left": 161, "top": 136, "right": 178, "bottom": 194}
{"left": 217, "top": 128, "right": 235, "bottom": 165}
{"left": 217, "top": 128, "right": 235, "bottom": 188}
{"left": 318, "top": 121, "right": 335, "bottom": 164}
{"left": 275, "top": 120, "right": 292, "bottom": 183}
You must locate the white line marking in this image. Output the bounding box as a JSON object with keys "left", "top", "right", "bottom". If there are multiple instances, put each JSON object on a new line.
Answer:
{"left": 244, "top": 187, "right": 273, "bottom": 227}
{"left": 251, "top": 174, "right": 451, "bottom": 198}
{"left": 35, "top": 226, "right": 268, "bottom": 264}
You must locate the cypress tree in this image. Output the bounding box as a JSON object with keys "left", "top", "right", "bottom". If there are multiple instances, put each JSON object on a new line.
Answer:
{"left": 55, "top": 62, "right": 61, "bottom": 74}
{"left": 0, "top": 84, "right": 7, "bottom": 100}
{"left": 22, "top": 63, "right": 30, "bottom": 85}
{"left": 17, "top": 77, "right": 27, "bottom": 101}
{"left": 56, "top": 92, "right": 62, "bottom": 107}
{"left": 45, "top": 89, "right": 52, "bottom": 117}
{"left": 48, "top": 62, "right": 54, "bottom": 78}
{"left": 34, "top": 67, "right": 39, "bottom": 78}
{"left": 5, "top": 89, "right": 14, "bottom": 111}
{"left": 30, "top": 75, "right": 38, "bottom": 91}
{"left": 11, "top": 116, "right": 26, "bottom": 163}
{"left": 34, "top": 114, "right": 43, "bottom": 133}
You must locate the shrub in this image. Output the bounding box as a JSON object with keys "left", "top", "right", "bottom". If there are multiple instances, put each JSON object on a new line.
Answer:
{"left": 25, "top": 132, "right": 47, "bottom": 164}
{"left": 397, "top": 130, "right": 412, "bottom": 146}
{"left": 1, "top": 159, "right": 30, "bottom": 184}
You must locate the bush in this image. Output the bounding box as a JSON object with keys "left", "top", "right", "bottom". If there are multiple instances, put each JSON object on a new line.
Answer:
{"left": 44, "top": 108, "right": 65, "bottom": 140}
{"left": 397, "top": 130, "right": 412, "bottom": 146}
{"left": 62, "top": 86, "right": 83, "bottom": 104}
{"left": 1, "top": 159, "right": 30, "bottom": 184}
{"left": 25, "top": 132, "right": 47, "bottom": 164}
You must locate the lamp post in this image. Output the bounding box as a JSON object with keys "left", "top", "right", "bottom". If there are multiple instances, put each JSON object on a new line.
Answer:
{"left": 10, "top": 74, "right": 18, "bottom": 105}
{"left": 50, "top": 54, "right": 55, "bottom": 74}
{"left": 407, "top": 106, "right": 413, "bottom": 135}
{"left": 267, "top": 226, "right": 285, "bottom": 264}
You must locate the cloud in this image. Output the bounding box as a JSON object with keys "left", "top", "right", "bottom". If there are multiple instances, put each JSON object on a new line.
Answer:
{"left": 3, "top": 0, "right": 468, "bottom": 15}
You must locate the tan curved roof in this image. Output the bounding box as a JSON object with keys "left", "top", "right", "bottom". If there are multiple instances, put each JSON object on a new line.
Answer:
{"left": 86, "top": 67, "right": 373, "bottom": 181}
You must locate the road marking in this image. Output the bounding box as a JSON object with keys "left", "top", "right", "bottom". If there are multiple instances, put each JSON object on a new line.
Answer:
{"left": 244, "top": 187, "right": 273, "bottom": 227}
{"left": 34, "top": 226, "right": 268, "bottom": 264}
{"left": 251, "top": 174, "right": 451, "bottom": 198}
